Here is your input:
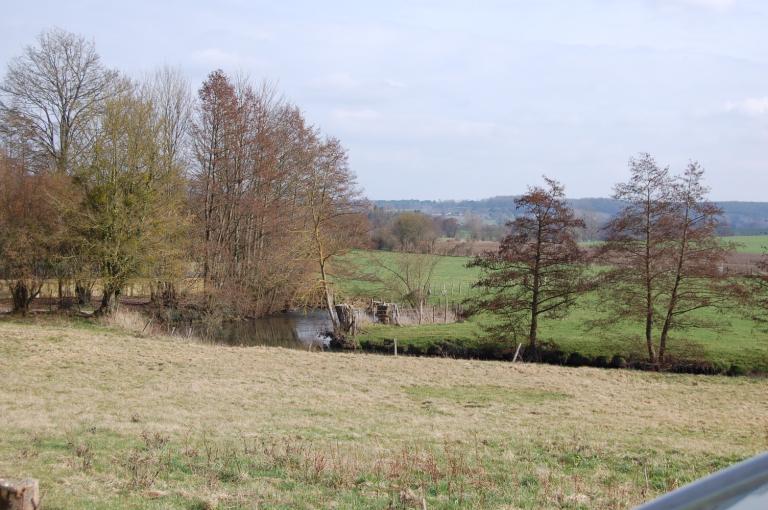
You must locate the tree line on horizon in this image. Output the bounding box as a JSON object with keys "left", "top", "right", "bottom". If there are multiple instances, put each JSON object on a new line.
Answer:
{"left": 0, "top": 28, "right": 367, "bottom": 324}
{"left": 373, "top": 196, "right": 768, "bottom": 238}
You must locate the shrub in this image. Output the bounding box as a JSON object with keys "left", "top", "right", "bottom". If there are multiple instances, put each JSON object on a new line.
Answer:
{"left": 727, "top": 363, "right": 747, "bottom": 376}
{"left": 610, "top": 355, "right": 627, "bottom": 369}
{"left": 566, "top": 352, "right": 590, "bottom": 366}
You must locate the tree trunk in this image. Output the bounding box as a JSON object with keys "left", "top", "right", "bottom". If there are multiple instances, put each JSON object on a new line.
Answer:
{"left": 96, "top": 286, "right": 119, "bottom": 316}
{"left": 151, "top": 281, "right": 177, "bottom": 308}
{"left": 659, "top": 274, "right": 682, "bottom": 364}
{"left": 0, "top": 478, "right": 40, "bottom": 510}
{"left": 75, "top": 281, "right": 92, "bottom": 307}
{"left": 645, "top": 298, "right": 656, "bottom": 364}
{"left": 659, "top": 203, "right": 692, "bottom": 365}
{"left": 318, "top": 259, "right": 338, "bottom": 330}
{"left": 529, "top": 225, "right": 542, "bottom": 354}
{"left": 644, "top": 193, "right": 658, "bottom": 365}
{"left": 10, "top": 281, "right": 30, "bottom": 315}
{"left": 334, "top": 304, "right": 356, "bottom": 336}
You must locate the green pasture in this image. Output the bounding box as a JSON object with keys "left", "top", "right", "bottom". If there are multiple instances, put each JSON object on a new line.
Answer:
{"left": 338, "top": 244, "right": 768, "bottom": 373}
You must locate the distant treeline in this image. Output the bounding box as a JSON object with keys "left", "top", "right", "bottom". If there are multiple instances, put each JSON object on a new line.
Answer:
{"left": 374, "top": 197, "right": 768, "bottom": 236}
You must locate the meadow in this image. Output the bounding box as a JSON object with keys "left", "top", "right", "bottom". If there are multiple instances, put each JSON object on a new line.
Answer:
{"left": 723, "top": 235, "right": 768, "bottom": 254}
{"left": 338, "top": 236, "right": 768, "bottom": 373}
{"left": 1, "top": 318, "right": 766, "bottom": 509}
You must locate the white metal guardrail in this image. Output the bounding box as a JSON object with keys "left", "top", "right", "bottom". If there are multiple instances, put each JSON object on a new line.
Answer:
{"left": 635, "top": 452, "right": 768, "bottom": 510}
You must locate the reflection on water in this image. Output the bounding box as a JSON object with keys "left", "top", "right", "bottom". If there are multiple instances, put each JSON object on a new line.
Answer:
{"left": 193, "top": 310, "right": 334, "bottom": 349}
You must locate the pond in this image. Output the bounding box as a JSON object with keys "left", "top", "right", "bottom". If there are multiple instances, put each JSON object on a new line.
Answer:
{"left": 190, "top": 310, "right": 335, "bottom": 349}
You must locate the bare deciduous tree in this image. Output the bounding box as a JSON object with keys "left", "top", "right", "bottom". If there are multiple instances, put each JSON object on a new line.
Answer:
{"left": 370, "top": 252, "right": 441, "bottom": 324}
{"left": 72, "top": 91, "right": 185, "bottom": 315}
{"left": 190, "top": 70, "right": 365, "bottom": 319}
{"left": 599, "top": 155, "right": 736, "bottom": 364}
{"left": 142, "top": 66, "right": 193, "bottom": 306}
{"left": 0, "top": 28, "right": 123, "bottom": 174}
{"left": 298, "top": 137, "right": 368, "bottom": 330}
{"left": 0, "top": 147, "right": 65, "bottom": 313}
{"left": 468, "top": 177, "right": 588, "bottom": 352}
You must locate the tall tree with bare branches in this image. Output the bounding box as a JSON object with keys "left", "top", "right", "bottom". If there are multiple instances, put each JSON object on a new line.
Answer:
{"left": 298, "top": 137, "right": 368, "bottom": 330}
{"left": 468, "top": 177, "right": 587, "bottom": 352}
{"left": 0, "top": 28, "right": 123, "bottom": 175}
{"left": 599, "top": 155, "right": 735, "bottom": 364}
{"left": 141, "top": 66, "right": 193, "bottom": 306}
{"left": 0, "top": 147, "right": 66, "bottom": 313}
{"left": 72, "top": 91, "right": 184, "bottom": 315}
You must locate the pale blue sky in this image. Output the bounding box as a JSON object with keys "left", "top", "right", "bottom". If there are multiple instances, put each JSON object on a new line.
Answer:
{"left": 2, "top": 0, "right": 767, "bottom": 200}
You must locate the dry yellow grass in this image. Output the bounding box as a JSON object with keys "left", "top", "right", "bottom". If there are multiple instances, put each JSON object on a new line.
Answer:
{"left": 0, "top": 319, "right": 766, "bottom": 509}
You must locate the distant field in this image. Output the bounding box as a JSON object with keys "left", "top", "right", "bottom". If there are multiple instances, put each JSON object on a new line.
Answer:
{"left": 338, "top": 246, "right": 768, "bottom": 373}
{"left": 723, "top": 235, "right": 768, "bottom": 254}
{"left": 1, "top": 320, "right": 767, "bottom": 509}
{"left": 439, "top": 235, "right": 768, "bottom": 256}
{"left": 334, "top": 250, "right": 480, "bottom": 304}
{"left": 337, "top": 236, "right": 767, "bottom": 303}
{"left": 581, "top": 235, "right": 768, "bottom": 254}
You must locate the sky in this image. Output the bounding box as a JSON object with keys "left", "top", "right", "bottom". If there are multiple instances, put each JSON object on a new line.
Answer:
{"left": 1, "top": 0, "right": 767, "bottom": 201}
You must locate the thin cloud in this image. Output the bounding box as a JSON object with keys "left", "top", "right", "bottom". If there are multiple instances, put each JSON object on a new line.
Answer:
{"left": 651, "top": 0, "right": 736, "bottom": 10}
{"left": 725, "top": 97, "right": 768, "bottom": 116}
{"left": 192, "top": 48, "right": 265, "bottom": 68}
{"left": 332, "top": 108, "right": 381, "bottom": 121}
{"left": 310, "top": 72, "right": 361, "bottom": 91}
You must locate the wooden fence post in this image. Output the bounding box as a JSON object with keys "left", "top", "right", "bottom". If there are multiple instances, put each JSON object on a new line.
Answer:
{"left": 394, "top": 338, "right": 398, "bottom": 357}
{"left": 0, "top": 478, "right": 40, "bottom": 510}
{"left": 512, "top": 343, "right": 523, "bottom": 363}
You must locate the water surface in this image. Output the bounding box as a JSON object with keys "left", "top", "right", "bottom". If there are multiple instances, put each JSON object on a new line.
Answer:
{"left": 192, "top": 310, "right": 334, "bottom": 349}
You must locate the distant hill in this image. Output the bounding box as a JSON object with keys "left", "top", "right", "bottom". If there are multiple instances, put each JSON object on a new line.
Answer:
{"left": 373, "top": 197, "right": 768, "bottom": 236}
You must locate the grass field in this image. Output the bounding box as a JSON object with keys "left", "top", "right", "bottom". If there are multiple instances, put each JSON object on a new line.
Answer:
{"left": 582, "top": 236, "right": 768, "bottom": 254}
{"left": 338, "top": 245, "right": 768, "bottom": 373}
{"left": 723, "top": 235, "right": 768, "bottom": 254}
{"left": 335, "top": 250, "right": 481, "bottom": 305}
{"left": 337, "top": 235, "right": 767, "bottom": 302}
{"left": 1, "top": 318, "right": 767, "bottom": 509}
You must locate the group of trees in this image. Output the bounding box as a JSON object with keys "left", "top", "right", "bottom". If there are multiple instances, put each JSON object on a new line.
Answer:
{"left": 0, "top": 29, "right": 366, "bottom": 320}
{"left": 470, "top": 154, "right": 752, "bottom": 365}
{"left": 189, "top": 70, "right": 365, "bottom": 323}
{"left": 369, "top": 208, "right": 503, "bottom": 255}
{"left": 370, "top": 209, "right": 458, "bottom": 252}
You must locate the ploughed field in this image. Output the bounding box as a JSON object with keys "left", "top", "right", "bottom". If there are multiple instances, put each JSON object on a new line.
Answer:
{"left": 1, "top": 319, "right": 766, "bottom": 509}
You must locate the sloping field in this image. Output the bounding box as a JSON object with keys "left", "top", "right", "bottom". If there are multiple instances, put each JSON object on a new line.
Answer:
{"left": 1, "top": 319, "right": 766, "bottom": 509}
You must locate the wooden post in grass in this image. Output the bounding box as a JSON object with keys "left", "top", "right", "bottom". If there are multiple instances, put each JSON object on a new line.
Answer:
{"left": 394, "top": 338, "right": 398, "bottom": 357}
{"left": 0, "top": 478, "right": 40, "bottom": 510}
{"left": 512, "top": 343, "right": 523, "bottom": 363}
